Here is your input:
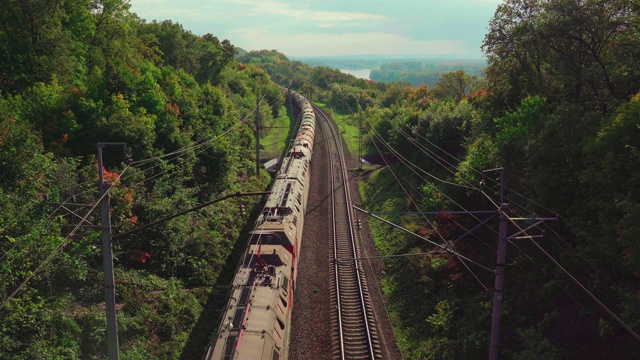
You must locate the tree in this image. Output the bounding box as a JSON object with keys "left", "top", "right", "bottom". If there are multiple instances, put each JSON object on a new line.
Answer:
{"left": 576, "top": 93, "right": 640, "bottom": 276}
{"left": 0, "top": 0, "right": 82, "bottom": 92}
{"left": 431, "top": 70, "right": 481, "bottom": 103}
{"left": 483, "top": 0, "right": 640, "bottom": 113}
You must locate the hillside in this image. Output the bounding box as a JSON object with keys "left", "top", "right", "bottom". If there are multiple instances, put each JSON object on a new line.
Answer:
{"left": 2, "top": 0, "right": 640, "bottom": 359}
{"left": 238, "top": 0, "right": 640, "bottom": 357}
{"left": 0, "top": 1, "right": 285, "bottom": 358}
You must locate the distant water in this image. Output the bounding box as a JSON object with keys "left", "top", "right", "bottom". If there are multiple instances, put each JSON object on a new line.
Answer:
{"left": 340, "top": 69, "right": 372, "bottom": 80}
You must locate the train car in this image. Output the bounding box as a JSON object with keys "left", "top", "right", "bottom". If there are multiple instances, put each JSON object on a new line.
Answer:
{"left": 205, "top": 90, "right": 315, "bottom": 360}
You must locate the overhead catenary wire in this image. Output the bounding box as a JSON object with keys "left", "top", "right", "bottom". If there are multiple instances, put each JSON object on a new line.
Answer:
{"left": 366, "top": 121, "right": 502, "bottom": 240}
{"left": 369, "top": 102, "right": 629, "bottom": 307}
{"left": 506, "top": 234, "right": 640, "bottom": 358}
{"left": 373, "top": 114, "right": 590, "bottom": 254}
{"left": 314, "top": 75, "right": 640, "bottom": 342}
{"left": 320, "top": 85, "right": 505, "bottom": 292}
{"left": 329, "top": 79, "right": 503, "bottom": 252}
{"left": 506, "top": 216, "right": 640, "bottom": 344}
{"left": 0, "top": 125, "right": 216, "bottom": 270}
{"left": 387, "top": 115, "right": 640, "bottom": 346}
{"left": 327, "top": 81, "right": 640, "bottom": 346}
{"left": 365, "top": 124, "right": 493, "bottom": 289}
{"left": 0, "top": 186, "right": 98, "bottom": 267}
{"left": 0, "top": 165, "right": 130, "bottom": 312}
{"left": 1, "top": 92, "right": 277, "bottom": 311}
{"left": 2, "top": 98, "right": 257, "bottom": 224}
{"left": 540, "top": 222, "right": 625, "bottom": 301}
{"left": 371, "top": 105, "right": 639, "bottom": 345}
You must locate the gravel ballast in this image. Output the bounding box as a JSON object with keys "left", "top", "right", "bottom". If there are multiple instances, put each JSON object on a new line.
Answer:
{"left": 289, "top": 109, "right": 403, "bottom": 359}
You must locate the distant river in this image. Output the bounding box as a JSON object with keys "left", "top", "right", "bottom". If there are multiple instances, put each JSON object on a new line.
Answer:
{"left": 339, "top": 69, "right": 372, "bottom": 80}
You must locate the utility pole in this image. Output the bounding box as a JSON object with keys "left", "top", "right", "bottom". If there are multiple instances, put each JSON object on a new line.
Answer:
{"left": 487, "top": 168, "right": 555, "bottom": 359}
{"left": 256, "top": 92, "right": 261, "bottom": 178}
{"left": 488, "top": 168, "right": 506, "bottom": 360}
{"left": 97, "top": 142, "right": 125, "bottom": 360}
{"left": 358, "top": 100, "right": 363, "bottom": 172}
{"left": 288, "top": 86, "right": 294, "bottom": 139}
{"left": 288, "top": 86, "right": 293, "bottom": 123}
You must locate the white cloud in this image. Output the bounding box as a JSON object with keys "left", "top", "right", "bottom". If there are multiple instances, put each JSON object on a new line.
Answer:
{"left": 219, "top": 0, "right": 386, "bottom": 21}
{"left": 129, "top": 0, "right": 497, "bottom": 57}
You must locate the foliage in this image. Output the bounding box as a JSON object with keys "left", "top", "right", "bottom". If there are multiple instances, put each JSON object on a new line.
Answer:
{"left": 3, "top": 0, "right": 640, "bottom": 357}
{"left": 0, "top": 1, "right": 282, "bottom": 358}
{"left": 370, "top": 60, "right": 486, "bottom": 87}
{"left": 308, "top": 1, "right": 640, "bottom": 357}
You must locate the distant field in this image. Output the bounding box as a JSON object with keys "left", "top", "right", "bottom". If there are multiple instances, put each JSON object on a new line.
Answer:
{"left": 294, "top": 55, "right": 487, "bottom": 86}
{"left": 292, "top": 54, "right": 484, "bottom": 69}
{"left": 370, "top": 59, "right": 486, "bottom": 86}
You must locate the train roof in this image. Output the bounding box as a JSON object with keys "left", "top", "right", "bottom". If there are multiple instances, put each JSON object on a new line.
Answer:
{"left": 208, "top": 245, "right": 293, "bottom": 360}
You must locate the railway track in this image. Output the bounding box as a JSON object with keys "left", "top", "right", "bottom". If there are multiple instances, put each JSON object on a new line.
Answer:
{"left": 313, "top": 105, "right": 382, "bottom": 360}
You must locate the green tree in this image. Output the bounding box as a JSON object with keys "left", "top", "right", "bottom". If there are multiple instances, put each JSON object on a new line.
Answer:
{"left": 431, "top": 70, "right": 481, "bottom": 103}
{"left": 483, "top": 0, "right": 639, "bottom": 113}
{"left": 0, "top": 0, "right": 82, "bottom": 91}
{"left": 575, "top": 93, "right": 640, "bottom": 279}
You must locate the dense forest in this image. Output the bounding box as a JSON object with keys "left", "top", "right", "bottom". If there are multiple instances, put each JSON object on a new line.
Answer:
{"left": 2, "top": 0, "right": 640, "bottom": 359}
{"left": 0, "top": 0, "right": 286, "bottom": 358}
{"left": 240, "top": 0, "right": 640, "bottom": 358}
{"left": 369, "top": 59, "right": 487, "bottom": 87}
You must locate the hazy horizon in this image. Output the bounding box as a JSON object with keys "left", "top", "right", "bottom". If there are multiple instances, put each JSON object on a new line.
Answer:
{"left": 130, "top": 0, "right": 502, "bottom": 58}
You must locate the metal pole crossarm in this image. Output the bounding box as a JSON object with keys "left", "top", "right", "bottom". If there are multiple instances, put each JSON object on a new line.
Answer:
{"left": 511, "top": 235, "right": 545, "bottom": 240}
{"left": 509, "top": 216, "right": 559, "bottom": 221}
{"left": 114, "top": 191, "right": 271, "bottom": 239}
{"left": 98, "top": 142, "right": 127, "bottom": 147}
{"left": 369, "top": 210, "right": 498, "bottom": 215}
{"left": 506, "top": 220, "right": 544, "bottom": 240}
{"left": 45, "top": 202, "right": 95, "bottom": 206}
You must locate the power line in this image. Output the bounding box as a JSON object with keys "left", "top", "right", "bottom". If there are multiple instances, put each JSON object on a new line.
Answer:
{"left": 0, "top": 166, "right": 130, "bottom": 312}
{"left": 324, "top": 83, "right": 505, "bottom": 290}
{"left": 529, "top": 232, "right": 640, "bottom": 343}
{"left": 320, "top": 78, "right": 640, "bottom": 350}
{"left": 353, "top": 205, "right": 494, "bottom": 273}
{"left": 365, "top": 124, "right": 494, "bottom": 290}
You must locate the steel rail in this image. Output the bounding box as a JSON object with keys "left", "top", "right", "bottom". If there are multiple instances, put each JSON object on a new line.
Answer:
{"left": 314, "top": 104, "right": 379, "bottom": 360}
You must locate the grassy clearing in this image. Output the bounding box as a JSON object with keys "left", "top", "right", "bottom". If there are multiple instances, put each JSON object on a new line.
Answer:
{"left": 315, "top": 103, "right": 361, "bottom": 155}
{"left": 261, "top": 106, "right": 293, "bottom": 159}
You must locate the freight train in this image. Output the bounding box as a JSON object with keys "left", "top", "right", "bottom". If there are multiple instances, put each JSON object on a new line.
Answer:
{"left": 205, "top": 90, "right": 316, "bottom": 360}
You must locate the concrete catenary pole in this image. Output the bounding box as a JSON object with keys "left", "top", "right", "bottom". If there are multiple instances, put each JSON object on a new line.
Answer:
{"left": 489, "top": 169, "right": 507, "bottom": 360}
{"left": 256, "top": 92, "right": 261, "bottom": 178}
{"left": 97, "top": 142, "right": 125, "bottom": 360}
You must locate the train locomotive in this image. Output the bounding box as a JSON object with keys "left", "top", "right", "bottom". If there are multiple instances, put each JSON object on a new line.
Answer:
{"left": 205, "top": 90, "right": 316, "bottom": 360}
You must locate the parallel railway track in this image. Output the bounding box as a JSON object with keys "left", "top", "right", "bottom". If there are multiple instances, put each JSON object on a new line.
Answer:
{"left": 313, "top": 105, "right": 382, "bottom": 360}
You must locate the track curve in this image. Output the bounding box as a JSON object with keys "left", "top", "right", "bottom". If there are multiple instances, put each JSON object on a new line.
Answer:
{"left": 313, "top": 105, "right": 382, "bottom": 360}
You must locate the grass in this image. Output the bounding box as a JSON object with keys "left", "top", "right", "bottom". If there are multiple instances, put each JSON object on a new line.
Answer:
{"left": 315, "top": 103, "right": 362, "bottom": 156}
{"left": 260, "top": 106, "right": 293, "bottom": 160}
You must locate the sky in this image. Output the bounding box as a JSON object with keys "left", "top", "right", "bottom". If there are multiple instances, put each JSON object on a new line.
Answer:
{"left": 129, "top": 0, "right": 503, "bottom": 58}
